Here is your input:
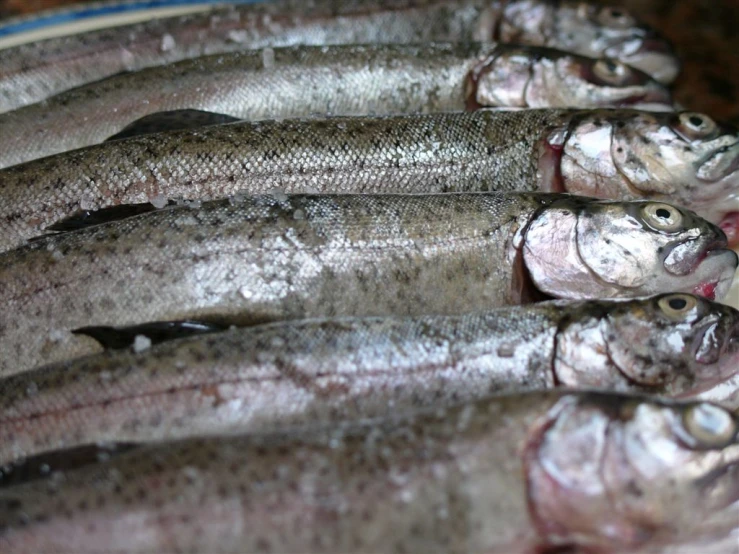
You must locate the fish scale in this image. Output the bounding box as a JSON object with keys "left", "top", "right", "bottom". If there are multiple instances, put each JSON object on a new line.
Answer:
{"left": 0, "top": 294, "right": 736, "bottom": 467}
{"left": 0, "top": 192, "right": 734, "bottom": 376}
{"left": 0, "top": 391, "right": 737, "bottom": 553}
{"left": 0, "top": 41, "right": 672, "bottom": 168}
{"left": 1, "top": 108, "right": 738, "bottom": 254}
{"left": 0, "top": 108, "right": 567, "bottom": 252}
{"left": 0, "top": 0, "right": 678, "bottom": 112}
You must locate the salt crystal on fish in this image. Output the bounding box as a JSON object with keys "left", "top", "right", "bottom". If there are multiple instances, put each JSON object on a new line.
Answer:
{"left": 160, "top": 34, "right": 176, "bottom": 53}
{"left": 149, "top": 194, "right": 168, "bottom": 209}
{"left": 262, "top": 48, "right": 275, "bottom": 69}
{"left": 133, "top": 335, "right": 152, "bottom": 353}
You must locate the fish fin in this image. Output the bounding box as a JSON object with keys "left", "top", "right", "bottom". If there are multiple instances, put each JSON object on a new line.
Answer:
{"left": 0, "top": 443, "right": 138, "bottom": 489}
{"left": 73, "top": 320, "right": 228, "bottom": 350}
{"left": 106, "top": 109, "right": 241, "bottom": 141}
{"left": 45, "top": 202, "right": 174, "bottom": 232}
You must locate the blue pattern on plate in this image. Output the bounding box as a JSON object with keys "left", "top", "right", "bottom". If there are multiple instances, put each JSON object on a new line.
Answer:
{"left": 0, "top": 0, "right": 265, "bottom": 38}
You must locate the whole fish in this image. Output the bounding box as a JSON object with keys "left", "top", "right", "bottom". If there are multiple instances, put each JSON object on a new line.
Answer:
{"left": 0, "top": 193, "right": 735, "bottom": 376}
{"left": 0, "top": 391, "right": 737, "bottom": 553}
{"left": 1, "top": 293, "right": 737, "bottom": 466}
{"left": 2, "top": 109, "right": 737, "bottom": 253}
{"left": 0, "top": 0, "right": 678, "bottom": 112}
{"left": 0, "top": 42, "right": 673, "bottom": 168}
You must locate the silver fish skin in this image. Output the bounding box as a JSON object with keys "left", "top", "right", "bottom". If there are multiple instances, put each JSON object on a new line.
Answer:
{"left": 0, "top": 193, "right": 734, "bottom": 376}
{"left": 0, "top": 0, "right": 678, "bottom": 112}
{"left": 0, "top": 293, "right": 737, "bottom": 466}
{"left": 3, "top": 109, "right": 739, "bottom": 253}
{"left": 0, "top": 42, "right": 673, "bottom": 169}
{"left": 0, "top": 391, "right": 737, "bottom": 553}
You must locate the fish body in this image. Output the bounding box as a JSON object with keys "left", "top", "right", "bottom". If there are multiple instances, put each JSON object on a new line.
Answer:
{"left": 1, "top": 109, "right": 738, "bottom": 253}
{"left": 0, "top": 42, "right": 672, "bottom": 168}
{"left": 1, "top": 293, "right": 737, "bottom": 466}
{"left": 0, "top": 192, "right": 734, "bottom": 376}
{"left": 0, "top": 0, "right": 678, "bottom": 112}
{"left": 0, "top": 391, "right": 737, "bottom": 553}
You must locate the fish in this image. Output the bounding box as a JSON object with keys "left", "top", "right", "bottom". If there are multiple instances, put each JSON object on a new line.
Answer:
{"left": 0, "top": 192, "right": 735, "bottom": 376}
{"left": 2, "top": 109, "right": 738, "bottom": 253}
{"left": 0, "top": 292, "right": 737, "bottom": 466}
{"left": 0, "top": 0, "right": 678, "bottom": 112}
{"left": 0, "top": 391, "right": 736, "bottom": 553}
{"left": 106, "top": 110, "right": 241, "bottom": 142}
{"left": 0, "top": 42, "right": 673, "bottom": 168}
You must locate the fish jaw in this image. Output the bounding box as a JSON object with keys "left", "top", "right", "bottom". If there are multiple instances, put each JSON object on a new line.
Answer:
{"left": 611, "top": 35, "right": 681, "bottom": 85}
{"left": 688, "top": 249, "right": 739, "bottom": 301}
{"left": 572, "top": 57, "right": 673, "bottom": 111}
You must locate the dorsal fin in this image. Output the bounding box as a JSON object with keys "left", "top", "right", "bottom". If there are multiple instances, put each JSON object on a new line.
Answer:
{"left": 106, "top": 109, "right": 241, "bottom": 141}
{"left": 45, "top": 202, "right": 173, "bottom": 232}
{"left": 73, "top": 320, "right": 227, "bottom": 350}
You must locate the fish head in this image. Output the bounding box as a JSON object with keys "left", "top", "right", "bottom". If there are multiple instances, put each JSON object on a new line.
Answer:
{"left": 610, "top": 111, "right": 739, "bottom": 246}
{"left": 522, "top": 197, "right": 738, "bottom": 300}
{"left": 525, "top": 394, "right": 739, "bottom": 550}
{"left": 491, "top": 1, "right": 679, "bottom": 83}
{"left": 602, "top": 293, "right": 739, "bottom": 393}
{"left": 468, "top": 47, "right": 672, "bottom": 109}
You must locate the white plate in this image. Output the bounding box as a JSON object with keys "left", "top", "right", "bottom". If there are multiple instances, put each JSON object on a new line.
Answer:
{"left": 0, "top": 0, "right": 262, "bottom": 49}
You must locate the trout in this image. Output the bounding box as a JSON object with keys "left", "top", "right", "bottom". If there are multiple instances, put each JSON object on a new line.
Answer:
{"left": 0, "top": 43, "right": 672, "bottom": 168}
{"left": 0, "top": 391, "right": 737, "bottom": 553}
{"left": 0, "top": 293, "right": 737, "bottom": 466}
{"left": 2, "top": 109, "right": 738, "bottom": 253}
{"left": 0, "top": 0, "right": 678, "bottom": 112}
{"left": 0, "top": 192, "right": 735, "bottom": 375}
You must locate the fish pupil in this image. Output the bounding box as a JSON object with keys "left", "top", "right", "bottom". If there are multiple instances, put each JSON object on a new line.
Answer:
{"left": 668, "top": 298, "right": 687, "bottom": 310}
{"left": 689, "top": 116, "right": 704, "bottom": 127}
{"left": 655, "top": 208, "right": 672, "bottom": 219}
{"left": 610, "top": 10, "right": 623, "bottom": 18}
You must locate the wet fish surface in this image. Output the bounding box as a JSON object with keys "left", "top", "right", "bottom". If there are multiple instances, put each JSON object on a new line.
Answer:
{"left": 0, "top": 42, "right": 673, "bottom": 168}
{"left": 0, "top": 192, "right": 734, "bottom": 376}
{"left": 1, "top": 293, "right": 737, "bottom": 466}
{"left": 2, "top": 109, "right": 738, "bottom": 253}
{"left": 0, "top": 390, "right": 737, "bottom": 553}
{"left": 0, "top": 0, "right": 678, "bottom": 112}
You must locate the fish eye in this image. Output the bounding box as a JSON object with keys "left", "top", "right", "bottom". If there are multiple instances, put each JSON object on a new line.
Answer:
{"left": 641, "top": 203, "right": 684, "bottom": 232}
{"left": 677, "top": 112, "right": 718, "bottom": 140}
{"left": 597, "top": 7, "right": 637, "bottom": 28}
{"left": 681, "top": 403, "right": 737, "bottom": 449}
{"left": 592, "top": 58, "right": 633, "bottom": 85}
{"left": 657, "top": 294, "right": 698, "bottom": 319}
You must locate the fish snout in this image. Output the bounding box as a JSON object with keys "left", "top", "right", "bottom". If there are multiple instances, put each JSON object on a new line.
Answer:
{"left": 616, "top": 34, "right": 680, "bottom": 84}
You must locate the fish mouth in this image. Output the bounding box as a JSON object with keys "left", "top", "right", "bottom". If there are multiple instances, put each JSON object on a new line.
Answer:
{"left": 718, "top": 212, "right": 739, "bottom": 247}
{"left": 692, "top": 316, "right": 739, "bottom": 371}
{"left": 614, "top": 36, "right": 680, "bottom": 84}
{"left": 614, "top": 90, "right": 674, "bottom": 111}
{"left": 694, "top": 458, "right": 739, "bottom": 512}
{"left": 697, "top": 141, "right": 739, "bottom": 183}
{"left": 690, "top": 249, "right": 739, "bottom": 301}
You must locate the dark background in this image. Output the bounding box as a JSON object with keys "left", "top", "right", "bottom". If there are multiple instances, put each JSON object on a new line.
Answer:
{"left": 0, "top": 0, "right": 737, "bottom": 121}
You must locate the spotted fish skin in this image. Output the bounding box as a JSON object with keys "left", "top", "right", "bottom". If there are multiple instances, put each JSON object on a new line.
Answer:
{"left": 0, "top": 42, "right": 673, "bottom": 168}
{"left": 0, "top": 109, "right": 572, "bottom": 252}
{"left": 1, "top": 391, "right": 737, "bottom": 553}
{"left": 0, "top": 192, "right": 550, "bottom": 376}
{"left": 0, "top": 0, "right": 677, "bottom": 112}
{"left": 1, "top": 192, "right": 734, "bottom": 377}
{"left": 1, "top": 294, "right": 737, "bottom": 466}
